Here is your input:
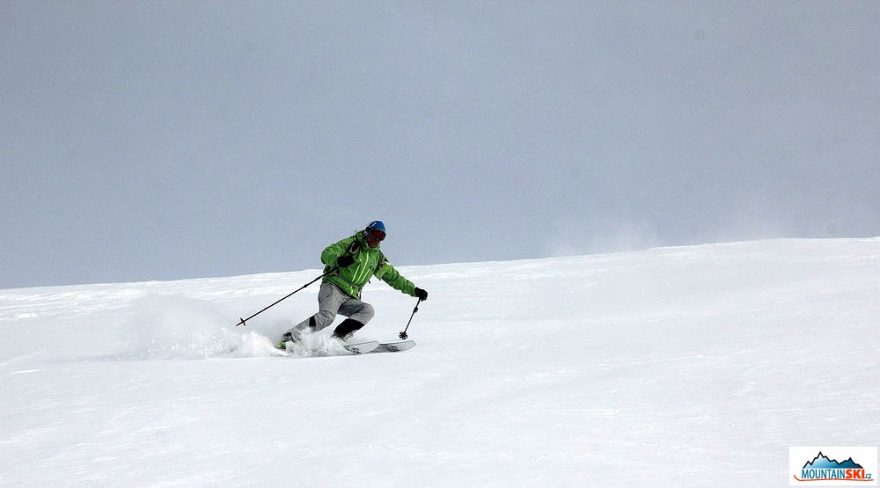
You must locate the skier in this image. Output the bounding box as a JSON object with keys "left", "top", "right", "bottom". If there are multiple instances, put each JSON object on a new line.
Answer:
{"left": 278, "top": 220, "right": 428, "bottom": 348}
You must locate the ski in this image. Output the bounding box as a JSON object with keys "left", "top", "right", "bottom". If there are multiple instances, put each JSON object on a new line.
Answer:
{"left": 370, "top": 340, "right": 416, "bottom": 353}
{"left": 272, "top": 339, "right": 409, "bottom": 356}
{"left": 341, "top": 340, "right": 379, "bottom": 354}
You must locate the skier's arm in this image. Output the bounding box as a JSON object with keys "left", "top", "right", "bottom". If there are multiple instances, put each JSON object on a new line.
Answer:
{"left": 321, "top": 236, "right": 355, "bottom": 267}
{"left": 376, "top": 262, "right": 417, "bottom": 297}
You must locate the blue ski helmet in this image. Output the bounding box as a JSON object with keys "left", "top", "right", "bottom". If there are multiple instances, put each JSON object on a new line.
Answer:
{"left": 366, "top": 220, "right": 386, "bottom": 234}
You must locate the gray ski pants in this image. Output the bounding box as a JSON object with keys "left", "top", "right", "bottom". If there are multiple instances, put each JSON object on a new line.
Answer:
{"left": 291, "top": 282, "right": 374, "bottom": 333}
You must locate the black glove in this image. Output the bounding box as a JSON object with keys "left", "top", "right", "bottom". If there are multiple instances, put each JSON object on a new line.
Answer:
{"left": 414, "top": 287, "right": 428, "bottom": 301}
{"left": 336, "top": 255, "right": 355, "bottom": 268}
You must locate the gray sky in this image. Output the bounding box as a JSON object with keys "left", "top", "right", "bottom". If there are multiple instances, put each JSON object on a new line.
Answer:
{"left": 2, "top": 1, "right": 879, "bottom": 289}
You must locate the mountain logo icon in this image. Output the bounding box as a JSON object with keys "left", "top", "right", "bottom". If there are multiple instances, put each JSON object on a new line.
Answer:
{"left": 804, "top": 452, "right": 865, "bottom": 471}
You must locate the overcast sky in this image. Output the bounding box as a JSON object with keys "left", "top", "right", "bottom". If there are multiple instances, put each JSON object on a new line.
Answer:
{"left": 2, "top": 1, "right": 878, "bottom": 289}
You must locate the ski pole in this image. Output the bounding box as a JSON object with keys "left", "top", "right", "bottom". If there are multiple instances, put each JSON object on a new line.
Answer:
{"left": 398, "top": 297, "right": 423, "bottom": 340}
{"left": 236, "top": 269, "right": 335, "bottom": 326}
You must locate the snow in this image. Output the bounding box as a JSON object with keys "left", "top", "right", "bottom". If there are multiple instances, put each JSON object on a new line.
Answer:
{"left": 2, "top": 238, "right": 879, "bottom": 487}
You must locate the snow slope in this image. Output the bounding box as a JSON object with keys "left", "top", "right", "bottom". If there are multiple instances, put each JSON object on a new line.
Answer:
{"left": 2, "top": 239, "right": 879, "bottom": 487}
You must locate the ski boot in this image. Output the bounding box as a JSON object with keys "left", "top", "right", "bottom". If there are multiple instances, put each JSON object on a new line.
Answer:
{"left": 277, "top": 317, "right": 316, "bottom": 350}
{"left": 276, "top": 329, "right": 301, "bottom": 350}
{"left": 332, "top": 318, "right": 364, "bottom": 344}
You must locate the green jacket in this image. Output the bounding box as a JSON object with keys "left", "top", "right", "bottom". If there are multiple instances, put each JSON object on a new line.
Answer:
{"left": 321, "top": 232, "right": 417, "bottom": 299}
